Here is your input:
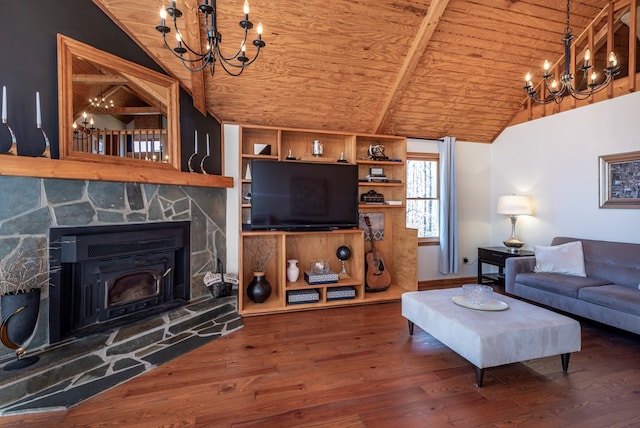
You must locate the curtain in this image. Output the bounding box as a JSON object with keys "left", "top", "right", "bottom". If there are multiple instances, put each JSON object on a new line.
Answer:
{"left": 438, "top": 136, "right": 458, "bottom": 274}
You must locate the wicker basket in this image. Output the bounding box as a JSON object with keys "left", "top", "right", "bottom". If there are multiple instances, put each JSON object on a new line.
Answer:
{"left": 204, "top": 259, "right": 236, "bottom": 298}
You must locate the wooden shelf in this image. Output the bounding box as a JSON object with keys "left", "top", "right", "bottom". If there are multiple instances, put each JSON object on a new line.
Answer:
{"left": 241, "top": 283, "right": 408, "bottom": 316}
{"left": 356, "top": 159, "right": 405, "bottom": 166}
{"left": 0, "top": 155, "right": 233, "bottom": 188}
{"left": 286, "top": 277, "right": 361, "bottom": 290}
{"left": 358, "top": 182, "right": 404, "bottom": 187}
{"left": 242, "top": 154, "right": 279, "bottom": 160}
{"left": 359, "top": 204, "right": 405, "bottom": 209}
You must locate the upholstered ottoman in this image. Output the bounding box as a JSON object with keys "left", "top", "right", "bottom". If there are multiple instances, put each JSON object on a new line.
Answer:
{"left": 401, "top": 288, "right": 581, "bottom": 387}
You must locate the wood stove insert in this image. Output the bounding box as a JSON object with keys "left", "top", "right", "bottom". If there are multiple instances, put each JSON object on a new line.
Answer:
{"left": 49, "top": 222, "right": 190, "bottom": 343}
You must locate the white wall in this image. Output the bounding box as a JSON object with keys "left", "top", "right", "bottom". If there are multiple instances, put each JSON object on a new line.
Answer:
{"left": 491, "top": 91, "right": 640, "bottom": 247}
{"left": 408, "top": 139, "right": 492, "bottom": 281}
{"left": 224, "top": 124, "right": 240, "bottom": 275}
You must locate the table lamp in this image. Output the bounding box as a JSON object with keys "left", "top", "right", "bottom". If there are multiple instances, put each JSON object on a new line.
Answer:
{"left": 496, "top": 195, "right": 533, "bottom": 251}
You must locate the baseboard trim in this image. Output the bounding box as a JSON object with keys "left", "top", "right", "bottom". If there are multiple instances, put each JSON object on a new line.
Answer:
{"left": 418, "top": 276, "right": 477, "bottom": 291}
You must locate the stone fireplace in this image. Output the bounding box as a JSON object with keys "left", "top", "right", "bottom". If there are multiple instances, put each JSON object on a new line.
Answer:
{"left": 49, "top": 221, "right": 190, "bottom": 343}
{"left": 0, "top": 176, "right": 227, "bottom": 360}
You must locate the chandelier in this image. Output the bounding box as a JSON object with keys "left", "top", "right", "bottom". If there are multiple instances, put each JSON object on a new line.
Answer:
{"left": 156, "top": 0, "right": 265, "bottom": 76}
{"left": 89, "top": 88, "right": 114, "bottom": 110}
{"left": 523, "top": 0, "right": 620, "bottom": 104}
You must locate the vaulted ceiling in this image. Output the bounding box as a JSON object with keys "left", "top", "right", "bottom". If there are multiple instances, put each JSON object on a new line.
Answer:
{"left": 94, "top": 0, "right": 622, "bottom": 143}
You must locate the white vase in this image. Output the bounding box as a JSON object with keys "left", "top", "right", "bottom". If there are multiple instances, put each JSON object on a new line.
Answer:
{"left": 287, "top": 259, "right": 299, "bottom": 282}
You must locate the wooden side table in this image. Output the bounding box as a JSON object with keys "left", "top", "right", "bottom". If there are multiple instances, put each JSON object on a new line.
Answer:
{"left": 477, "top": 247, "right": 534, "bottom": 286}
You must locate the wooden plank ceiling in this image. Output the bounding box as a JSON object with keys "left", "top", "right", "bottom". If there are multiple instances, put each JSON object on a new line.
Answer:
{"left": 94, "top": 0, "right": 613, "bottom": 143}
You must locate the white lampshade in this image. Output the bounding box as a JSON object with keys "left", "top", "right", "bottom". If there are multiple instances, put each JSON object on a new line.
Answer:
{"left": 496, "top": 195, "right": 533, "bottom": 216}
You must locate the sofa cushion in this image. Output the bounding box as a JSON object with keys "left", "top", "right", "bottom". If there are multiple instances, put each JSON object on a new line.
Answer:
{"left": 515, "top": 272, "right": 611, "bottom": 298}
{"left": 578, "top": 284, "right": 640, "bottom": 316}
{"left": 534, "top": 241, "right": 586, "bottom": 277}
{"left": 552, "top": 237, "right": 640, "bottom": 289}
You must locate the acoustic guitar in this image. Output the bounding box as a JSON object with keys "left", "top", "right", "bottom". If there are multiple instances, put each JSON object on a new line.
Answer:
{"left": 364, "top": 215, "right": 391, "bottom": 292}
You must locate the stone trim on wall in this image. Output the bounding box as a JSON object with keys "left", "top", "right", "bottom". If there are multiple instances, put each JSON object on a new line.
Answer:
{"left": 0, "top": 176, "right": 226, "bottom": 359}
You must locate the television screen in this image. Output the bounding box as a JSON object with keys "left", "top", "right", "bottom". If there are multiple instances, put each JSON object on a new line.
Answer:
{"left": 250, "top": 160, "right": 359, "bottom": 231}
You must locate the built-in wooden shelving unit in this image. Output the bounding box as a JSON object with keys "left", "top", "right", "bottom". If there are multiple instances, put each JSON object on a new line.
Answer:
{"left": 238, "top": 124, "right": 417, "bottom": 316}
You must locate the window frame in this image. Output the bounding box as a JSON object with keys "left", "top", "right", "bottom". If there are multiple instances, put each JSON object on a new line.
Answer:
{"left": 406, "top": 152, "right": 440, "bottom": 246}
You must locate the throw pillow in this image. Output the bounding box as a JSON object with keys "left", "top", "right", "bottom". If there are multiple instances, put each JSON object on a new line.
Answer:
{"left": 534, "top": 241, "right": 587, "bottom": 277}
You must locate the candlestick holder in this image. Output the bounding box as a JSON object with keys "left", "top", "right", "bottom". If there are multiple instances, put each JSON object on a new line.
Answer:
{"left": 37, "top": 125, "right": 50, "bottom": 158}
{"left": 187, "top": 150, "right": 197, "bottom": 172}
{"left": 199, "top": 153, "right": 210, "bottom": 175}
{"left": 1, "top": 119, "right": 17, "bottom": 155}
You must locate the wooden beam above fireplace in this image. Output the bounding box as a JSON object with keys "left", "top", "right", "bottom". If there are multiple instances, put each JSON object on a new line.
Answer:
{"left": 0, "top": 155, "right": 233, "bottom": 188}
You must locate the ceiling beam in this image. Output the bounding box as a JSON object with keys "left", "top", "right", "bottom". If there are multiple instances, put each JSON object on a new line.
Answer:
{"left": 374, "top": 0, "right": 450, "bottom": 134}
{"left": 73, "top": 74, "right": 129, "bottom": 84}
{"left": 180, "top": 1, "right": 208, "bottom": 116}
{"left": 112, "top": 106, "right": 165, "bottom": 115}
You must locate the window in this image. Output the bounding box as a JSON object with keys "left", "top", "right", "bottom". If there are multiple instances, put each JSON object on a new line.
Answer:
{"left": 406, "top": 153, "right": 439, "bottom": 245}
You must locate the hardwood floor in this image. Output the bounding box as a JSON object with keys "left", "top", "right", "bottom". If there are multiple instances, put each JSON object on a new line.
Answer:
{"left": 2, "top": 296, "right": 639, "bottom": 427}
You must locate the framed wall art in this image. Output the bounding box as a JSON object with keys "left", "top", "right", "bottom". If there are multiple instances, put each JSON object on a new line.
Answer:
{"left": 599, "top": 150, "right": 640, "bottom": 208}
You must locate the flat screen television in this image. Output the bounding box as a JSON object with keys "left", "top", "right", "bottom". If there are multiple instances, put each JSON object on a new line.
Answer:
{"left": 250, "top": 159, "right": 359, "bottom": 231}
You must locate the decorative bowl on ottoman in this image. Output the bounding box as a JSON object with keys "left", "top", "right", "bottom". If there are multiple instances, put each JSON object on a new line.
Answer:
{"left": 462, "top": 284, "right": 493, "bottom": 306}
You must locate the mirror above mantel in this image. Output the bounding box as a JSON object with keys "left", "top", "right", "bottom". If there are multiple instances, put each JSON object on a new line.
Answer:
{"left": 57, "top": 34, "right": 180, "bottom": 170}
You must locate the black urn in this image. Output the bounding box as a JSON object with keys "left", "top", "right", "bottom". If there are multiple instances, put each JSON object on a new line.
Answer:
{"left": 247, "top": 272, "right": 272, "bottom": 304}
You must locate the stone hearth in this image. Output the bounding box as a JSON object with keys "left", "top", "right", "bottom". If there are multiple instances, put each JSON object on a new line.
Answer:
{"left": 0, "top": 293, "right": 241, "bottom": 416}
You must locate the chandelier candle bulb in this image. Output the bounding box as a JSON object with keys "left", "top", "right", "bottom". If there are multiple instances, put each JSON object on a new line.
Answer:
{"left": 244, "top": 0, "right": 249, "bottom": 15}
{"left": 35, "top": 92, "right": 41, "bottom": 128}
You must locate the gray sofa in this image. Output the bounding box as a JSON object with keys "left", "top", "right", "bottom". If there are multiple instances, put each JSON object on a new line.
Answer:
{"left": 505, "top": 237, "right": 640, "bottom": 335}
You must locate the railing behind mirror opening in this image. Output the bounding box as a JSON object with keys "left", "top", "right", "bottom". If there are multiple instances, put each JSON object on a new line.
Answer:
{"left": 72, "top": 128, "right": 169, "bottom": 162}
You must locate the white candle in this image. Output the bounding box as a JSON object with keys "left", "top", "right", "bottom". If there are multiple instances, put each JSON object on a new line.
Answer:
{"left": 194, "top": 129, "right": 198, "bottom": 153}
{"left": 206, "top": 133, "right": 210, "bottom": 156}
{"left": 2, "top": 86, "right": 6, "bottom": 122}
{"left": 36, "top": 91, "right": 41, "bottom": 127}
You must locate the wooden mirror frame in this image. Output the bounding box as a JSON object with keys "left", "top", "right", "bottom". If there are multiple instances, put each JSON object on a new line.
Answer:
{"left": 57, "top": 34, "right": 180, "bottom": 170}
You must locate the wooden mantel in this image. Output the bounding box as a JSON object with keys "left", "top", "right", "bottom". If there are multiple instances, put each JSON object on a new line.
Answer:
{"left": 0, "top": 155, "right": 233, "bottom": 188}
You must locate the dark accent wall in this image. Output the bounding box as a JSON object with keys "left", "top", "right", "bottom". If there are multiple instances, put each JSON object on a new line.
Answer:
{"left": 0, "top": 0, "right": 221, "bottom": 174}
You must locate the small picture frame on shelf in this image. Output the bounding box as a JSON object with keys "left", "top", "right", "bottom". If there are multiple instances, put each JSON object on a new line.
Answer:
{"left": 369, "top": 167, "right": 384, "bottom": 176}
{"left": 254, "top": 143, "right": 271, "bottom": 155}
